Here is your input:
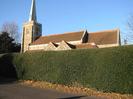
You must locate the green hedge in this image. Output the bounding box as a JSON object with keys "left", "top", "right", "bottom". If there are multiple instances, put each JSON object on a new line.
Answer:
{"left": 0, "top": 45, "right": 133, "bottom": 94}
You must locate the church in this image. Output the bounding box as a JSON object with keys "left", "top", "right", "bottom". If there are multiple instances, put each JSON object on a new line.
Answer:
{"left": 21, "top": 0, "right": 121, "bottom": 53}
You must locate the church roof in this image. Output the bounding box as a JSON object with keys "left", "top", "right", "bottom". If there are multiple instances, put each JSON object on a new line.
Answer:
{"left": 31, "top": 31, "right": 84, "bottom": 45}
{"left": 30, "top": 29, "right": 119, "bottom": 46}
{"left": 87, "top": 29, "right": 119, "bottom": 45}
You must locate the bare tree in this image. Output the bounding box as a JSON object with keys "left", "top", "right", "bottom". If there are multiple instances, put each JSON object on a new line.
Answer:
{"left": 127, "top": 15, "right": 133, "bottom": 33}
{"left": 123, "top": 14, "right": 133, "bottom": 44}
{"left": 124, "top": 39, "right": 128, "bottom": 45}
{"left": 1, "top": 22, "right": 19, "bottom": 43}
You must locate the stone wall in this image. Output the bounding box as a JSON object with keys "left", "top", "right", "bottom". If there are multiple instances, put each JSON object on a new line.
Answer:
{"left": 97, "top": 44, "right": 120, "bottom": 48}
{"left": 29, "top": 41, "right": 72, "bottom": 51}
{"left": 21, "top": 21, "right": 42, "bottom": 53}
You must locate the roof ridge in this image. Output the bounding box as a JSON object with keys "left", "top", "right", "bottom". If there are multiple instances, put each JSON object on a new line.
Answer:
{"left": 41, "top": 30, "right": 85, "bottom": 37}
{"left": 89, "top": 29, "right": 118, "bottom": 34}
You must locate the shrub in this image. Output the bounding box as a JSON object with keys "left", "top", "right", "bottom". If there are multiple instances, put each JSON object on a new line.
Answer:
{"left": 0, "top": 45, "right": 133, "bottom": 94}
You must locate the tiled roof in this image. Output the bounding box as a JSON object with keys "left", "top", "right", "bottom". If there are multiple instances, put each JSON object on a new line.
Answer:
{"left": 87, "top": 29, "right": 118, "bottom": 45}
{"left": 31, "top": 31, "right": 84, "bottom": 45}
{"left": 76, "top": 43, "right": 98, "bottom": 49}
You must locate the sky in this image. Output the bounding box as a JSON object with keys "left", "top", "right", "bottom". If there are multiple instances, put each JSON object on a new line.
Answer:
{"left": 0, "top": 0, "right": 133, "bottom": 43}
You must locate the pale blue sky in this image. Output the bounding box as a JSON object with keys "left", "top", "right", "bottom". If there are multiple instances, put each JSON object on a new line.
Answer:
{"left": 0, "top": 0, "right": 133, "bottom": 43}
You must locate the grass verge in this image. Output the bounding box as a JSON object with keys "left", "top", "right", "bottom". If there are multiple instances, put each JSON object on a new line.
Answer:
{"left": 20, "top": 80, "right": 133, "bottom": 99}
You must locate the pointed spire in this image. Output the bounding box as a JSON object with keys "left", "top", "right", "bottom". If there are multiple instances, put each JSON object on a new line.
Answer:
{"left": 29, "top": 0, "right": 37, "bottom": 22}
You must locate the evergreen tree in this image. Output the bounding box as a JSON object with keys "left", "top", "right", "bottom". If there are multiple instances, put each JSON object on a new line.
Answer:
{"left": 0, "top": 32, "right": 20, "bottom": 53}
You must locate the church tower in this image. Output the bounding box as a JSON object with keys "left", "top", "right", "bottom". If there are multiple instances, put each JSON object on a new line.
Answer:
{"left": 21, "top": 0, "right": 42, "bottom": 52}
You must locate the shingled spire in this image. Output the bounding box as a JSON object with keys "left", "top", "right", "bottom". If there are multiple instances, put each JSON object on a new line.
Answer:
{"left": 29, "top": 0, "right": 37, "bottom": 22}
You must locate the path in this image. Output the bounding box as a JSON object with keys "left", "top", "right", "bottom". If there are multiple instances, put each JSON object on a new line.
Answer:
{"left": 0, "top": 82, "right": 107, "bottom": 99}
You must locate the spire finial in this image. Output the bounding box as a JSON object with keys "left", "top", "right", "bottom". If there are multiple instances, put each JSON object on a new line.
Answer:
{"left": 29, "top": 0, "right": 37, "bottom": 22}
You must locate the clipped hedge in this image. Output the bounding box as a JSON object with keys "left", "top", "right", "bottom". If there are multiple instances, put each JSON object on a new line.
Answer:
{"left": 0, "top": 45, "right": 133, "bottom": 94}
